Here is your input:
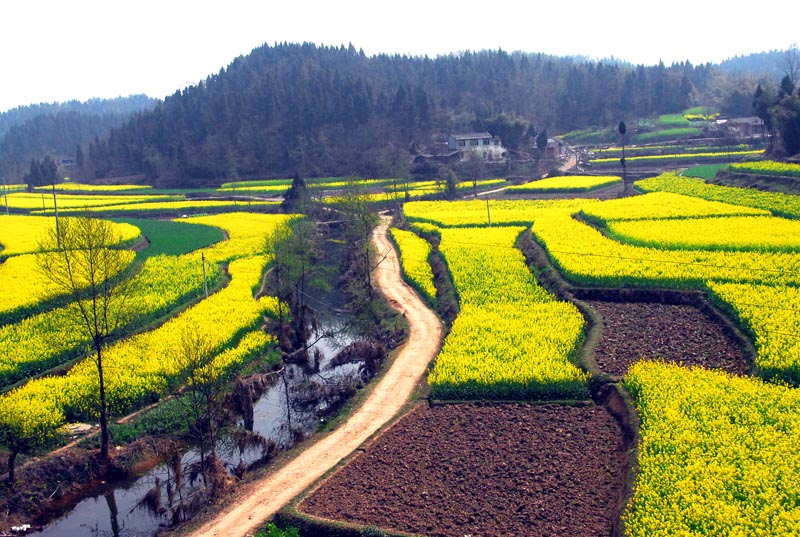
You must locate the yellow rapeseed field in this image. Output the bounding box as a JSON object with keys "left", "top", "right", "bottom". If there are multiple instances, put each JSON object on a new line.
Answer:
{"left": 0, "top": 213, "right": 291, "bottom": 435}
{"left": 605, "top": 216, "right": 800, "bottom": 252}
{"left": 506, "top": 175, "right": 619, "bottom": 193}
{"left": 0, "top": 215, "right": 139, "bottom": 257}
{"left": 427, "top": 226, "right": 588, "bottom": 399}
{"left": 0, "top": 216, "right": 140, "bottom": 321}
{"left": 624, "top": 361, "right": 800, "bottom": 536}
{"left": 388, "top": 228, "right": 436, "bottom": 303}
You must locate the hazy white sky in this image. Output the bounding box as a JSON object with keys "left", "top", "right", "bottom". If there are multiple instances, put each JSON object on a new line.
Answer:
{"left": 1, "top": 0, "right": 796, "bottom": 113}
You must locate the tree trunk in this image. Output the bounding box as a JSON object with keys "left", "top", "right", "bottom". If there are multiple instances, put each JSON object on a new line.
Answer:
{"left": 206, "top": 389, "right": 218, "bottom": 464}
{"left": 6, "top": 448, "right": 18, "bottom": 485}
{"left": 364, "top": 245, "right": 372, "bottom": 298}
{"left": 96, "top": 341, "right": 110, "bottom": 464}
{"left": 363, "top": 224, "right": 374, "bottom": 299}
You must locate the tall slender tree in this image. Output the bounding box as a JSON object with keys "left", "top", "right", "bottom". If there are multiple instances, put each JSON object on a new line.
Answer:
{"left": 171, "top": 325, "right": 229, "bottom": 493}
{"left": 265, "top": 219, "right": 326, "bottom": 358}
{"left": 36, "top": 216, "right": 137, "bottom": 465}
{"left": 783, "top": 43, "right": 799, "bottom": 87}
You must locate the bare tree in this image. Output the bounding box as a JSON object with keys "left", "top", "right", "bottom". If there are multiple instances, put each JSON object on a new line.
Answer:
{"left": 784, "top": 43, "right": 800, "bottom": 87}
{"left": 382, "top": 143, "right": 411, "bottom": 205}
{"left": 36, "top": 216, "right": 136, "bottom": 465}
{"left": 265, "top": 219, "right": 327, "bottom": 358}
{"left": 457, "top": 151, "right": 485, "bottom": 198}
{"left": 337, "top": 183, "right": 379, "bottom": 296}
{"left": 171, "top": 325, "right": 230, "bottom": 494}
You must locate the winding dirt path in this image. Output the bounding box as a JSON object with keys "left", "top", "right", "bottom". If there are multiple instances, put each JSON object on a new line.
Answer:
{"left": 187, "top": 216, "right": 442, "bottom": 537}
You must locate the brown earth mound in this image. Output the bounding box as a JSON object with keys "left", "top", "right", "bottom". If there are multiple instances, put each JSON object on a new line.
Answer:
{"left": 585, "top": 300, "right": 751, "bottom": 377}
{"left": 298, "top": 403, "right": 627, "bottom": 537}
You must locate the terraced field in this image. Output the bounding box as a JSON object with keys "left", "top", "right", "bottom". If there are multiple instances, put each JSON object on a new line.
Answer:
{"left": 288, "top": 172, "right": 800, "bottom": 536}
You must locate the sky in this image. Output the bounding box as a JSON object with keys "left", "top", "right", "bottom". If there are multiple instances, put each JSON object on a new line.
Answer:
{"left": 1, "top": 0, "right": 796, "bottom": 113}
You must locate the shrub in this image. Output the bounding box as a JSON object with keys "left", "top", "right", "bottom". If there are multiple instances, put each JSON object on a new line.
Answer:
{"left": 254, "top": 523, "right": 300, "bottom": 537}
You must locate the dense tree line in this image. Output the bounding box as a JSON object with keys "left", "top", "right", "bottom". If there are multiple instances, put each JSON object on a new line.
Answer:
{"left": 754, "top": 79, "right": 800, "bottom": 157}
{"left": 0, "top": 95, "right": 154, "bottom": 138}
{"left": 751, "top": 46, "right": 800, "bottom": 157}
{"left": 717, "top": 50, "right": 788, "bottom": 79}
{"left": 0, "top": 95, "right": 155, "bottom": 181}
{"left": 79, "top": 43, "right": 763, "bottom": 187}
{"left": 0, "top": 111, "right": 134, "bottom": 180}
{"left": 23, "top": 155, "right": 59, "bottom": 187}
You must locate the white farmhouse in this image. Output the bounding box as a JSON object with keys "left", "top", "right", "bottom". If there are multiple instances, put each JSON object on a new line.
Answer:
{"left": 447, "top": 132, "right": 505, "bottom": 160}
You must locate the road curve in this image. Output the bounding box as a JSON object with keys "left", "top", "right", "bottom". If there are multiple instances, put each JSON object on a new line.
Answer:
{"left": 188, "top": 215, "right": 443, "bottom": 537}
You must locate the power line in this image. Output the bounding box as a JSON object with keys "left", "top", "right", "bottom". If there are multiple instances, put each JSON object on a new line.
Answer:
{"left": 427, "top": 235, "right": 800, "bottom": 280}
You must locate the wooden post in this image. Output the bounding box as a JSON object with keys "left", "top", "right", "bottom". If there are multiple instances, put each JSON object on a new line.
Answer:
{"left": 202, "top": 252, "right": 209, "bottom": 298}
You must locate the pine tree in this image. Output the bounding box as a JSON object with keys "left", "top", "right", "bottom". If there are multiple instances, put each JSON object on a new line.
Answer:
{"left": 281, "top": 172, "right": 310, "bottom": 213}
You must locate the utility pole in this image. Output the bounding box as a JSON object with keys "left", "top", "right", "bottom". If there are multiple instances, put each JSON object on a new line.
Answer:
{"left": 2, "top": 176, "right": 8, "bottom": 216}
{"left": 619, "top": 120, "right": 629, "bottom": 196}
{"left": 52, "top": 180, "right": 61, "bottom": 250}
{"left": 486, "top": 198, "right": 491, "bottom": 226}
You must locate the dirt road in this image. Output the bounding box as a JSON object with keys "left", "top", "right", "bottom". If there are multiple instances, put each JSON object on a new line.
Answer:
{"left": 187, "top": 216, "right": 442, "bottom": 537}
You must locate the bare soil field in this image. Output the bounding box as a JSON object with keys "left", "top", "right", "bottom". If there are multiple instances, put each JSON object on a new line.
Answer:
{"left": 298, "top": 403, "right": 628, "bottom": 537}
{"left": 585, "top": 299, "right": 752, "bottom": 377}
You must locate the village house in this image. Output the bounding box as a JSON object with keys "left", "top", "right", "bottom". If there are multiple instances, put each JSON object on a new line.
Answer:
{"left": 720, "top": 117, "right": 766, "bottom": 138}
{"left": 447, "top": 132, "right": 505, "bottom": 160}
{"left": 540, "top": 138, "right": 567, "bottom": 160}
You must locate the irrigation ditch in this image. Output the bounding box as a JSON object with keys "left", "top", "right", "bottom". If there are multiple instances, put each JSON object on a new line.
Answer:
{"left": 18, "top": 318, "right": 379, "bottom": 537}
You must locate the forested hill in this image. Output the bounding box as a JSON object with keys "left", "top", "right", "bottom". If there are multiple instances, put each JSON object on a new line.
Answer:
{"left": 718, "top": 50, "right": 786, "bottom": 79}
{"left": 0, "top": 96, "right": 156, "bottom": 181}
{"left": 0, "top": 95, "right": 155, "bottom": 138}
{"left": 16, "top": 44, "right": 779, "bottom": 186}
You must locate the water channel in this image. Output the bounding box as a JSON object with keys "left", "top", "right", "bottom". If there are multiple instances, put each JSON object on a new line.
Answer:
{"left": 29, "top": 322, "right": 364, "bottom": 537}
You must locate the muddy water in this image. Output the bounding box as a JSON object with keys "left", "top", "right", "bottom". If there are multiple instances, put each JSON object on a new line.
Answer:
{"left": 30, "top": 327, "right": 360, "bottom": 537}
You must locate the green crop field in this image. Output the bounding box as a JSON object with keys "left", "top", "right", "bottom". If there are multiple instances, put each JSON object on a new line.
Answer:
{"left": 115, "top": 217, "right": 225, "bottom": 257}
